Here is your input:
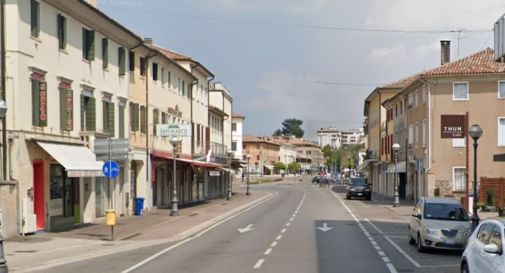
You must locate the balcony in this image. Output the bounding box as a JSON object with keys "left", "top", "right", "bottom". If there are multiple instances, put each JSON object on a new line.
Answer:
{"left": 210, "top": 142, "right": 228, "bottom": 157}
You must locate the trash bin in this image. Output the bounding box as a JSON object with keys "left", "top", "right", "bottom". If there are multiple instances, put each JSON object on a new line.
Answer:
{"left": 135, "top": 197, "right": 144, "bottom": 216}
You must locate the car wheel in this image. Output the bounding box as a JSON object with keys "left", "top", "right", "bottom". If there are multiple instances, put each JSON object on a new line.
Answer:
{"left": 461, "top": 262, "right": 469, "bottom": 273}
{"left": 366, "top": 195, "right": 372, "bottom": 201}
{"left": 346, "top": 195, "right": 351, "bottom": 200}
{"left": 417, "top": 233, "right": 426, "bottom": 253}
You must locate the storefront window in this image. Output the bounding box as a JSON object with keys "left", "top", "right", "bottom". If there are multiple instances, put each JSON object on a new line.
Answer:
{"left": 50, "top": 164, "right": 78, "bottom": 219}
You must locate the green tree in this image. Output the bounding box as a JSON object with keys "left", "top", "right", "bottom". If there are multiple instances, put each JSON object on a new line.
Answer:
{"left": 273, "top": 162, "right": 286, "bottom": 174}
{"left": 321, "top": 145, "right": 341, "bottom": 171}
{"left": 288, "top": 162, "right": 301, "bottom": 173}
{"left": 340, "top": 144, "right": 364, "bottom": 169}
{"left": 273, "top": 118, "right": 304, "bottom": 138}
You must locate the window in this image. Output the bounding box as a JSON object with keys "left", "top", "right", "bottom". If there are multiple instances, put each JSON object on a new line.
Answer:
{"left": 232, "top": 141, "right": 237, "bottom": 151}
{"left": 422, "top": 119, "right": 426, "bottom": 147}
{"left": 414, "top": 90, "right": 419, "bottom": 108}
{"left": 453, "top": 82, "right": 469, "bottom": 100}
{"left": 118, "top": 47, "right": 126, "bottom": 76}
{"left": 407, "top": 93, "right": 414, "bottom": 109}
{"left": 498, "top": 117, "right": 505, "bottom": 146}
{"left": 80, "top": 95, "right": 96, "bottom": 131}
{"left": 129, "top": 51, "right": 135, "bottom": 72}
{"left": 232, "top": 123, "right": 237, "bottom": 131}
{"left": 152, "top": 108, "right": 159, "bottom": 135}
{"left": 129, "top": 102, "right": 139, "bottom": 132}
{"left": 59, "top": 86, "right": 73, "bottom": 131}
{"left": 140, "top": 105, "right": 146, "bottom": 134}
{"left": 102, "top": 38, "right": 108, "bottom": 69}
{"left": 453, "top": 167, "right": 466, "bottom": 192}
{"left": 140, "top": 57, "right": 146, "bottom": 76}
{"left": 30, "top": 0, "right": 40, "bottom": 37}
{"left": 31, "top": 75, "right": 47, "bottom": 127}
{"left": 408, "top": 124, "right": 414, "bottom": 146}
{"left": 415, "top": 122, "right": 419, "bottom": 147}
{"left": 489, "top": 225, "right": 503, "bottom": 251}
{"left": 182, "top": 80, "right": 186, "bottom": 97}
{"left": 118, "top": 103, "right": 125, "bottom": 138}
{"left": 161, "top": 68, "right": 165, "bottom": 86}
{"left": 499, "top": 81, "right": 505, "bottom": 99}
{"left": 82, "top": 28, "right": 95, "bottom": 61}
{"left": 161, "top": 112, "right": 167, "bottom": 124}
{"left": 167, "top": 71, "right": 171, "bottom": 88}
{"left": 453, "top": 137, "right": 465, "bottom": 147}
{"left": 57, "top": 14, "right": 67, "bottom": 50}
{"left": 152, "top": 63, "right": 158, "bottom": 81}
{"left": 102, "top": 100, "right": 115, "bottom": 136}
{"left": 477, "top": 224, "right": 494, "bottom": 245}
{"left": 422, "top": 85, "right": 427, "bottom": 104}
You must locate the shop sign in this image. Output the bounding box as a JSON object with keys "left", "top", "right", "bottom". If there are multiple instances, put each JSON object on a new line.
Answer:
{"left": 66, "top": 91, "right": 73, "bottom": 131}
{"left": 441, "top": 115, "right": 465, "bottom": 138}
{"left": 209, "top": 170, "right": 220, "bottom": 177}
{"left": 39, "top": 81, "right": 47, "bottom": 122}
{"left": 156, "top": 124, "right": 192, "bottom": 138}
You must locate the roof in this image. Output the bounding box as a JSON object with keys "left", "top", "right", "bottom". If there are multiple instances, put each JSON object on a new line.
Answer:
{"left": 421, "top": 48, "right": 505, "bottom": 76}
{"left": 154, "top": 46, "right": 214, "bottom": 78}
{"left": 232, "top": 112, "right": 246, "bottom": 119}
{"left": 243, "top": 135, "right": 280, "bottom": 146}
{"left": 380, "top": 74, "right": 419, "bottom": 89}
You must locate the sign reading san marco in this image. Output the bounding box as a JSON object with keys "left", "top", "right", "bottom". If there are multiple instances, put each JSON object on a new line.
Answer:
{"left": 156, "top": 124, "right": 192, "bottom": 138}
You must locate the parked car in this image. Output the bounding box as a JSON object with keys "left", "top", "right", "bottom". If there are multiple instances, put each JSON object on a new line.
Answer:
{"left": 312, "top": 176, "right": 320, "bottom": 184}
{"left": 345, "top": 177, "right": 371, "bottom": 200}
{"left": 408, "top": 197, "right": 471, "bottom": 252}
{"left": 460, "top": 219, "right": 505, "bottom": 273}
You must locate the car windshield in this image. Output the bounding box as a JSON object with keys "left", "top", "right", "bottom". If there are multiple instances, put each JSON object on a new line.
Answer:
{"left": 424, "top": 203, "right": 468, "bottom": 221}
{"left": 350, "top": 178, "right": 367, "bottom": 186}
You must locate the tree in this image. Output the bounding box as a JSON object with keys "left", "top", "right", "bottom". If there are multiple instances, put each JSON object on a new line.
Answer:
{"left": 340, "top": 144, "right": 364, "bottom": 169}
{"left": 321, "top": 145, "right": 341, "bottom": 171}
{"left": 288, "top": 162, "right": 302, "bottom": 173}
{"left": 273, "top": 162, "right": 286, "bottom": 174}
{"left": 273, "top": 118, "right": 304, "bottom": 138}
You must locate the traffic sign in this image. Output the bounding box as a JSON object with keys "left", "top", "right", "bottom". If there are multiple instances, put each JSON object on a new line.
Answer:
{"left": 103, "top": 160, "right": 120, "bottom": 179}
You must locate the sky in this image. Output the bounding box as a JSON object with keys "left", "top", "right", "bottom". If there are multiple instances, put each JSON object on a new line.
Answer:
{"left": 98, "top": 0, "right": 505, "bottom": 140}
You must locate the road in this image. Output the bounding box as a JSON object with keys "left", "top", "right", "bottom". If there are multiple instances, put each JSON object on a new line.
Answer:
{"left": 35, "top": 178, "right": 461, "bottom": 273}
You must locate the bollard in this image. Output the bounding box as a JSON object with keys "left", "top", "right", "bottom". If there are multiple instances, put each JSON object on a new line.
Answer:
{"left": 0, "top": 234, "right": 8, "bottom": 273}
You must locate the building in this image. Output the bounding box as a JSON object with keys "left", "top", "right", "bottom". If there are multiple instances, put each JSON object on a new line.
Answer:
{"left": 231, "top": 113, "right": 245, "bottom": 160}
{"left": 243, "top": 135, "right": 280, "bottom": 175}
{"left": 1, "top": 0, "right": 142, "bottom": 236}
{"left": 317, "top": 127, "right": 364, "bottom": 148}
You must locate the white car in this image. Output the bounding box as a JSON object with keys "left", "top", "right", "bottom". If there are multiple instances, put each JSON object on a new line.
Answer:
{"left": 461, "top": 219, "right": 504, "bottom": 273}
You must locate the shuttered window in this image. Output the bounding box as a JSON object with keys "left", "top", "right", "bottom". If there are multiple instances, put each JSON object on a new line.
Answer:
{"left": 118, "top": 104, "right": 125, "bottom": 138}
{"left": 140, "top": 105, "right": 146, "bottom": 134}
{"left": 130, "top": 102, "right": 139, "bottom": 132}
{"left": 31, "top": 78, "right": 47, "bottom": 127}
{"left": 59, "top": 88, "right": 73, "bottom": 131}
{"left": 80, "top": 95, "right": 96, "bottom": 131}
{"left": 152, "top": 108, "right": 159, "bottom": 135}
{"left": 161, "top": 112, "right": 167, "bottom": 124}
{"left": 57, "top": 14, "right": 67, "bottom": 50}
{"left": 103, "top": 100, "right": 115, "bottom": 136}
{"left": 82, "top": 28, "right": 95, "bottom": 61}
{"left": 30, "top": 0, "right": 40, "bottom": 37}
{"left": 102, "top": 38, "right": 108, "bottom": 69}
{"left": 140, "top": 57, "right": 146, "bottom": 76}
{"left": 129, "top": 51, "right": 135, "bottom": 72}
{"left": 118, "top": 47, "right": 126, "bottom": 76}
{"left": 152, "top": 63, "right": 158, "bottom": 81}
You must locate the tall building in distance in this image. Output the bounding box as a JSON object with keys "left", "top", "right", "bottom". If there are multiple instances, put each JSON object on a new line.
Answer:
{"left": 317, "top": 127, "right": 365, "bottom": 148}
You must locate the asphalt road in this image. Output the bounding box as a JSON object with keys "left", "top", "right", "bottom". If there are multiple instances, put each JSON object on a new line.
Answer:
{"left": 36, "top": 179, "right": 462, "bottom": 273}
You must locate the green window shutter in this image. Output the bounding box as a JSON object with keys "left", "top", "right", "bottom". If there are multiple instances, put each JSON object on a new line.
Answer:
{"left": 80, "top": 95, "right": 85, "bottom": 131}
{"left": 118, "top": 47, "right": 125, "bottom": 76}
{"left": 88, "top": 30, "right": 95, "bottom": 61}
{"left": 66, "top": 90, "right": 73, "bottom": 131}
{"left": 119, "top": 105, "right": 125, "bottom": 138}
{"left": 129, "top": 51, "right": 135, "bottom": 72}
{"left": 31, "top": 0, "right": 39, "bottom": 37}
{"left": 86, "top": 97, "right": 96, "bottom": 131}
{"left": 153, "top": 108, "right": 158, "bottom": 135}
{"left": 82, "top": 29, "right": 87, "bottom": 59}
{"left": 132, "top": 103, "right": 139, "bottom": 132}
{"left": 152, "top": 63, "right": 158, "bottom": 81}
{"left": 109, "top": 103, "right": 115, "bottom": 137}
{"left": 60, "top": 89, "right": 67, "bottom": 130}
{"left": 102, "top": 38, "right": 108, "bottom": 69}
{"left": 32, "top": 79, "right": 40, "bottom": 126}
{"left": 57, "top": 15, "right": 66, "bottom": 49}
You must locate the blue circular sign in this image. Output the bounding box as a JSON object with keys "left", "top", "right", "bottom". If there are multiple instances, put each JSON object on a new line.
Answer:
{"left": 103, "top": 160, "right": 120, "bottom": 179}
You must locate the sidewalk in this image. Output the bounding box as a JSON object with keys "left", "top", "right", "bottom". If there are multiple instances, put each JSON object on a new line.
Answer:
{"left": 4, "top": 182, "right": 272, "bottom": 272}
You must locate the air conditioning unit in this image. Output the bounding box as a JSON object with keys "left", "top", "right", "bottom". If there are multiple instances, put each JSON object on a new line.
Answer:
{"left": 22, "top": 198, "right": 37, "bottom": 235}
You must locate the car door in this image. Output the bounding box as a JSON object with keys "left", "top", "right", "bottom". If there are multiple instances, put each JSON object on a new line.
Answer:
{"left": 472, "top": 223, "right": 494, "bottom": 273}
{"left": 410, "top": 199, "right": 423, "bottom": 238}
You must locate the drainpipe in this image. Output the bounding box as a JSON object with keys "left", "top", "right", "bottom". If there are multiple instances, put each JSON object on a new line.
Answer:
{"left": 145, "top": 48, "right": 157, "bottom": 207}
{"left": 419, "top": 78, "right": 431, "bottom": 198}
{"left": 190, "top": 77, "right": 198, "bottom": 157}
{"left": 206, "top": 75, "right": 214, "bottom": 153}
{"left": 1, "top": 0, "right": 6, "bottom": 182}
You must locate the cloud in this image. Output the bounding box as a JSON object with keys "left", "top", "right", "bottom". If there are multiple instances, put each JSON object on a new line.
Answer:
{"left": 213, "top": 0, "right": 331, "bottom": 15}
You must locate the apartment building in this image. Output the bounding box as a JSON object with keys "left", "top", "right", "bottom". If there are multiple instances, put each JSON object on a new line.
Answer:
{"left": 317, "top": 127, "right": 365, "bottom": 148}
{"left": 243, "top": 135, "right": 281, "bottom": 175}
{"left": 231, "top": 113, "right": 245, "bottom": 160}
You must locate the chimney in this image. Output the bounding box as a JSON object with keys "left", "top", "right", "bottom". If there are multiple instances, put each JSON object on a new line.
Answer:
{"left": 144, "top": 38, "right": 153, "bottom": 46}
{"left": 440, "top": 40, "right": 451, "bottom": 65}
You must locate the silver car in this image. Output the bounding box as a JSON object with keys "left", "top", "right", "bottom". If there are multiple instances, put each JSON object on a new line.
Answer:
{"left": 408, "top": 197, "right": 472, "bottom": 252}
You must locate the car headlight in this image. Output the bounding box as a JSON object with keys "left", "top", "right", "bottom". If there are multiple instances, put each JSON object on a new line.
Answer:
{"left": 364, "top": 188, "right": 371, "bottom": 192}
{"left": 425, "top": 228, "right": 437, "bottom": 235}
{"left": 350, "top": 188, "right": 356, "bottom": 191}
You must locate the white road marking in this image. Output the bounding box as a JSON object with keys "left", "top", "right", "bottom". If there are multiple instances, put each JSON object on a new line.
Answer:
{"left": 253, "top": 259, "right": 265, "bottom": 269}
{"left": 271, "top": 241, "right": 278, "bottom": 247}
{"left": 238, "top": 224, "right": 255, "bottom": 233}
{"left": 121, "top": 192, "right": 278, "bottom": 273}
{"left": 290, "top": 217, "right": 294, "bottom": 221}
{"left": 384, "top": 236, "right": 421, "bottom": 268}
{"left": 386, "top": 263, "right": 398, "bottom": 273}
{"left": 286, "top": 222, "right": 291, "bottom": 226}
{"left": 281, "top": 228, "right": 286, "bottom": 233}
{"left": 364, "top": 218, "right": 384, "bottom": 234}
{"left": 378, "top": 251, "right": 386, "bottom": 256}
{"left": 382, "top": 257, "right": 390, "bottom": 263}
{"left": 276, "top": 235, "right": 282, "bottom": 240}
{"left": 264, "top": 248, "right": 272, "bottom": 255}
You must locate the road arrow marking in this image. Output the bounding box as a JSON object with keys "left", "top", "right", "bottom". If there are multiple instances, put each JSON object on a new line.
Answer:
{"left": 317, "top": 223, "right": 333, "bottom": 232}
{"left": 238, "top": 224, "right": 255, "bottom": 233}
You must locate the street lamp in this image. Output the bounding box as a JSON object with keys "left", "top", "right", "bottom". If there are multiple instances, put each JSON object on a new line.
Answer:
{"left": 227, "top": 151, "right": 234, "bottom": 200}
{"left": 170, "top": 137, "right": 182, "bottom": 216}
{"left": 246, "top": 154, "right": 251, "bottom": 196}
{"left": 469, "top": 124, "right": 483, "bottom": 232}
{"left": 392, "top": 143, "right": 400, "bottom": 207}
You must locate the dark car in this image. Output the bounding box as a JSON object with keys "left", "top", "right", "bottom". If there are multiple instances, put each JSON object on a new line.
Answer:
{"left": 312, "top": 176, "right": 320, "bottom": 183}
{"left": 346, "top": 177, "right": 371, "bottom": 200}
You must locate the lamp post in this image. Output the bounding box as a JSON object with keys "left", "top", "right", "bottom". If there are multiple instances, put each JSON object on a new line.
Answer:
{"left": 227, "top": 151, "right": 234, "bottom": 200}
{"left": 246, "top": 154, "right": 251, "bottom": 196}
{"left": 170, "top": 137, "right": 182, "bottom": 216}
{"left": 469, "top": 124, "right": 483, "bottom": 232}
{"left": 392, "top": 143, "right": 400, "bottom": 207}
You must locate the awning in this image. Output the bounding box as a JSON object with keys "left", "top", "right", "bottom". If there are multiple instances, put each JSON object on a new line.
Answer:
{"left": 36, "top": 141, "right": 104, "bottom": 177}
{"left": 152, "top": 151, "right": 223, "bottom": 168}
{"left": 357, "top": 159, "right": 378, "bottom": 172}
{"left": 263, "top": 164, "right": 273, "bottom": 170}
{"left": 386, "top": 161, "right": 406, "bottom": 173}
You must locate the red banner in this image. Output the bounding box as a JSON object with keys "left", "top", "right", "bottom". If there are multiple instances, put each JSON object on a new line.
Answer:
{"left": 66, "top": 91, "right": 73, "bottom": 130}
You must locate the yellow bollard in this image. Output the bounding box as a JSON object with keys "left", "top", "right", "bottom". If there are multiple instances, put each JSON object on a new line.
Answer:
{"left": 106, "top": 210, "right": 116, "bottom": 226}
